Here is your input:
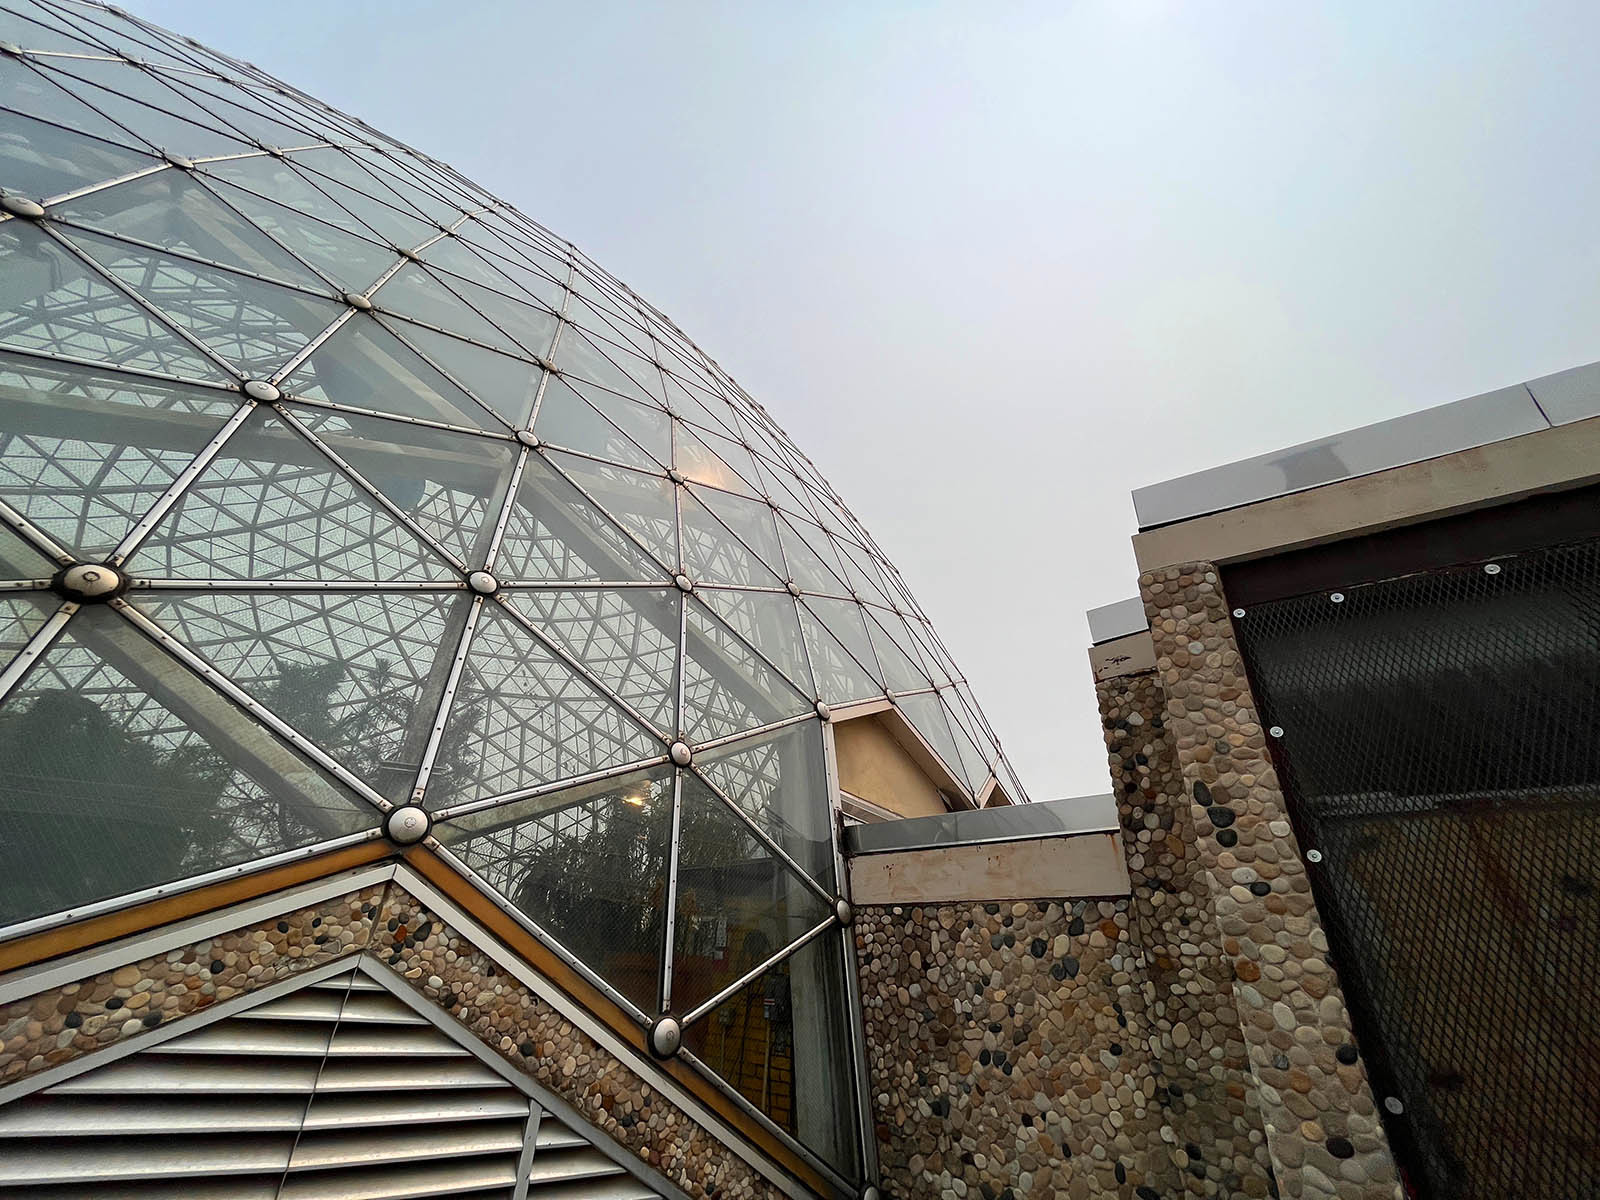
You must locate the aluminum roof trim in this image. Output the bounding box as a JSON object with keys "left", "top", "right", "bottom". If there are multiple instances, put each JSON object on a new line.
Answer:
{"left": 843, "top": 793, "right": 1117, "bottom": 856}
{"left": 1127, "top": 365, "right": 1600, "bottom": 530}
{"left": 1086, "top": 596, "right": 1148, "bottom": 645}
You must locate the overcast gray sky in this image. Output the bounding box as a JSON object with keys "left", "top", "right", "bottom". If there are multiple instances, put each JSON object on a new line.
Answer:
{"left": 135, "top": 0, "right": 1600, "bottom": 801}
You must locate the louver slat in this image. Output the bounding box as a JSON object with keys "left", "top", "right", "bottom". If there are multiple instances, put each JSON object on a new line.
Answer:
{"left": 0, "top": 962, "right": 669, "bottom": 1200}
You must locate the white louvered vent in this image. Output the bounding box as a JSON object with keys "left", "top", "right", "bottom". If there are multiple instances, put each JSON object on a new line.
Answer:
{"left": 0, "top": 963, "right": 666, "bottom": 1200}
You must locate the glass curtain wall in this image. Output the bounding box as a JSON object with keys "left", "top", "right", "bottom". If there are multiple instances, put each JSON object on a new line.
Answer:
{"left": 0, "top": 0, "right": 1026, "bottom": 1181}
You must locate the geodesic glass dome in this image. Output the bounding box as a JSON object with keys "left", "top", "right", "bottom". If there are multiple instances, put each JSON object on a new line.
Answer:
{"left": 0, "top": 0, "right": 1027, "bottom": 1180}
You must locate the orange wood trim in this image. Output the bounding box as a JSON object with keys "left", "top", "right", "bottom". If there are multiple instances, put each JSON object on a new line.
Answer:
{"left": 0, "top": 841, "right": 392, "bottom": 975}
{"left": 401, "top": 847, "right": 833, "bottom": 1196}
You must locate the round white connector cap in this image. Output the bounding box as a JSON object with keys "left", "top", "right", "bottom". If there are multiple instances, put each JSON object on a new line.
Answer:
{"left": 385, "top": 805, "right": 431, "bottom": 845}
{"left": 242, "top": 379, "right": 281, "bottom": 403}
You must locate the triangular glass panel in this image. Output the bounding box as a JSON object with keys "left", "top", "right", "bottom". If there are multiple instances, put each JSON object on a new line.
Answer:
{"left": 456, "top": 223, "right": 567, "bottom": 311}
{"left": 371, "top": 263, "right": 525, "bottom": 358}
{"left": 681, "top": 929, "right": 862, "bottom": 1179}
{"left": 662, "top": 372, "right": 740, "bottom": 440}
{"left": 943, "top": 693, "right": 994, "bottom": 795}
{"left": 0, "top": 523, "right": 56, "bottom": 579}
{"left": 130, "top": 407, "right": 458, "bottom": 582}
{"left": 0, "top": 592, "right": 58, "bottom": 672}
{"left": 285, "top": 316, "right": 506, "bottom": 433}
{"left": 670, "top": 770, "right": 831, "bottom": 1015}
{"left": 552, "top": 325, "right": 659, "bottom": 406}
{"left": 200, "top": 154, "right": 407, "bottom": 248}
{"left": 567, "top": 376, "right": 672, "bottom": 465}
{"left": 696, "top": 721, "right": 836, "bottom": 888}
{"left": 775, "top": 514, "right": 849, "bottom": 596}
{"left": 565, "top": 293, "right": 653, "bottom": 359}
{"left": 797, "top": 601, "right": 882, "bottom": 706}
{"left": 0, "top": 605, "right": 373, "bottom": 929}
{"left": 435, "top": 764, "right": 673, "bottom": 1012}
{"left": 284, "top": 405, "right": 518, "bottom": 570}
{"left": 681, "top": 598, "right": 811, "bottom": 742}
{"left": 144, "top": 69, "right": 324, "bottom": 156}
{"left": 425, "top": 600, "right": 662, "bottom": 810}
{"left": 133, "top": 590, "right": 468, "bottom": 802}
{"left": 385, "top": 320, "right": 542, "bottom": 428}
{"left": 698, "top": 588, "right": 812, "bottom": 697}
{"left": 0, "top": 110, "right": 158, "bottom": 204}
{"left": 674, "top": 425, "right": 759, "bottom": 497}
{"left": 0, "top": 223, "right": 228, "bottom": 380}
{"left": 0, "top": 351, "right": 243, "bottom": 562}
{"left": 52, "top": 171, "right": 325, "bottom": 291}
{"left": 62, "top": 227, "right": 344, "bottom": 378}
{"left": 195, "top": 177, "right": 401, "bottom": 293}
{"left": 285, "top": 148, "right": 440, "bottom": 250}
{"left": 680, "top": 490, "right": 783, "bottom": 590}
{"left": 689, "top": 484, "right": 786, "bottom": 574}
{"left": 532, "top": 374, "right": 658, "bottom": 470}
{"left": 436, "top": 268, "right": 562, "bottom": 362}
{"left": 864, "top": 608, "right": 932, "bottom": 693}
{"left": 0, "top": 4, "right": 120, "bottom": 55}
{"left": 416, "top": 229, "right": 526, "bottom": 293}
{"left": 833, "top": 534, "right": 896, "bottom": 609}
{"left": 30, "top": 57, "right": 257, "bottom": 160}
{"left": 495, "top": 453, "right": 670, "bottom": 584}
{"left": 302, "top": 145, "right": 457, "bottom": 230}
{"left": 547, "top": 452, "right": 678, "bottom": 571}
{"left": 503, "top": 588, "right": 678, "bottom": 737}
{"left": 896, "top": 690, "right": 973, "bottom": 793}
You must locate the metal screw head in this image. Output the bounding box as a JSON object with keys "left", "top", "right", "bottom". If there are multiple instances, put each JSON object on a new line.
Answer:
{"left": 669, "top": 740, "right": 693, "bottom": 767}
{"left": 834, "top": 898, "right": 854, "bottom": 926}
{"left": 1232, "top": 608, "right": 1245, "bottom": 619}
{"left": 673, "top": 573, "right": 694, "bottom": 593}
{"left": 1306, "top": 848, "right": 1323, "bottom": 864}
{"left": 162, "top": 151, "right": 195, "bottom": 171}
{"left": 242, "top": 379, "right": 281, "bottom": 403}
{"left": 1330, "top": 592, "right": 1345, "bottom": 604}
{"left": 815, "top": 700, "right": 831, "bottom": 721}
{"left": 53, "top": 563, "right": 126, "bottom": 602}
{"left": 343, "top": 291, "right": 373, "bottom": 311}
{"left": 1269, "top": 725, "right": 1284, "bottom": 738}
{"left": 648, "top": 1014, "right": 682, "bottom": 1058}
{"left": 515, "top": 430, "right": 540, "bottom": 449}
{"left": 1384, "top": 1095, "right": 1405, "bottom": 1115}
{"left": 467, "top": 570, "right": 499, "bottom": 596}
{"left": 385, "top": 805, "right": 431, "bottom": 845}
{"left": 1, "top": 195, "right": 46, "bottom": 219}
{"left": 1484, "top": 562, "right": 1502, "bottom": 575}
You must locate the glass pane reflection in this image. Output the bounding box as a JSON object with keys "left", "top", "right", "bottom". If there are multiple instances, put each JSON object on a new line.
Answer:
{"left": 437, "top": 765, "right": 673, "bottom": 1013}
{"left": 683, "top": 930, "right": 861, "bottom": 1179}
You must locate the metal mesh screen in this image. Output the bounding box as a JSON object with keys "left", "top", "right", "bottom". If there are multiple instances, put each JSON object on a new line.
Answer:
{"left": 1232, "top": 535, "right": 1600, "bottom": 1200}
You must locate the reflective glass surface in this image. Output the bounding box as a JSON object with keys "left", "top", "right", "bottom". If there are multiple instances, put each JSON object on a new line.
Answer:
{"left": 0, "top": 9, "right": 1031, "bottom": 1178}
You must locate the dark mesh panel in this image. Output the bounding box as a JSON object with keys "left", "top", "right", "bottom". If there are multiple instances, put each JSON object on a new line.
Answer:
{"left": 1234, "top": 536, "right": 1600, "bottom": 1200}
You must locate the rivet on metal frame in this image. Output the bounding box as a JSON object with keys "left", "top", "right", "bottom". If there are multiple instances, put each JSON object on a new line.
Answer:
{"left": 1384, "top": 1095, "right": 1405, "bottom": 1115}
{"left": 1269, "top": 725, "right": 1284, "bottom": 738}
{"left": 1305, "top": 848, "right": 1323, "bottom": 864}
{"left": 1232, "top": 608, "right": 1245, "bottom": 618}
{"left": 1484, "top": 562, "right": 1502, "bottom": 575}
{"left": 1330, "top": 592, "right": 1345, "bottom": 603}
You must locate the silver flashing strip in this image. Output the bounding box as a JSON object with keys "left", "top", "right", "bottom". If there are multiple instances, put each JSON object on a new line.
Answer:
{"left": 0, "top": 862, "right": 398, "bottom": 1006}
{"left": 1086, "top": 595, "right": 1149, "bottom": 645}
{"left": 844, "top": 792, "right": 1119, "bottom": 857}
{"left": 0, "top": 828, "right": 382, "bottom": 951}
{"left": 407, "top": 593, "right": 487, "bottom": 803}
{"left": 130, "top": 577, "right": 466, "bottom": 591}
{"left": 427, "top": 752, "right": 672, "bottom": 822}
{"left": 269, "top": 305, "right": 355, "bottom": 382}
{"left": 0, "top": 495, "right": 74, "bottom": 566}
{"left": 659, "top": 768, "right": 684, "bottom": 1013}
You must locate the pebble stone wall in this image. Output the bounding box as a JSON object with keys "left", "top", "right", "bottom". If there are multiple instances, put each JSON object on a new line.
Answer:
{"left": 1139, "top": 562, "right": 1402, "bottom": 1200}
{"left": 857, "top": 897, "right": 1178, "bottom": 1200}
{"left": 0, "top": 878, "right": 784, "bottom": 1200}
{"left": 1099, "top": 667, "right": 1275, "bottom": 1197}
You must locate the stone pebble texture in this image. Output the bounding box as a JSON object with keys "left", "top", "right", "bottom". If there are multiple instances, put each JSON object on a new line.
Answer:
{"left": 0, "top": 879, "right": 782, "bottom": 1200}
{"left": 1100, "top": 667, "right": 1276, "bottom": 1197}
{"left": 1140, "top": 562, "right": 1403, "bottom": 1200}
{"left": 858, "top": 897, "right": 1177, "bottom": 1200}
